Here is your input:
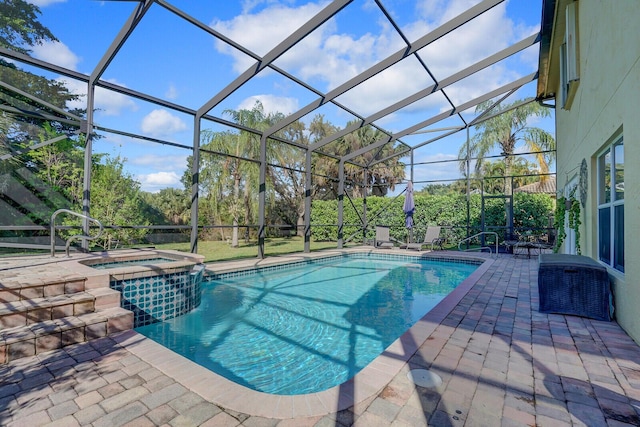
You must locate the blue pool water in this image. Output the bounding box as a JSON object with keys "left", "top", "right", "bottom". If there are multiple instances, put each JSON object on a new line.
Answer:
{"left": 135, "top": 255, "right": 478, "bottom": 395}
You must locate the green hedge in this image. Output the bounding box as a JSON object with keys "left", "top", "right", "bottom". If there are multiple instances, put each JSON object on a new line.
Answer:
{"left": 311, "top": 193, "right": 555, "bottom": 244}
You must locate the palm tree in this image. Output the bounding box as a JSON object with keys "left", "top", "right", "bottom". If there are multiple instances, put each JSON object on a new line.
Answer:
{"left": 459, "top": 98, "right": 555, "bottom": 193}
{"left": 153, "top": 187, "right": 189, "bottom": 225}
{"left": 459, "top": 98, "right": 555, "bottom": 226}
{"left": 315, "top": 122, "right": 405, "bottom": 198}
{"left": 479, "top": 158, "right": 541, "bottom": 194}
{"left": 269, "top": 119, "right": 313, "bottom": 237}
{"left": 200, "top": 101, "right": 284, "bottom": 247}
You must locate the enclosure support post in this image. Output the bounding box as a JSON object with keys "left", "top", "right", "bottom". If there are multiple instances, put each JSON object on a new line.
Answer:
{"left": 190, "top": 116, "right": 201, "bottom": 254}
{"left": 410, "top": 150, "right": 414, "bottom": 183}
{"left": 81, "top": 1, "right": 152, "bottom": 251}
{"left": 362, "top": 168, "right": 367, "bottom": 244}
{"left": 257, "top": 134, "right": 267, "bottom": 259}
{"left": 304, "top": 149, "right": 312, "bottom": 253}
{"left": 466, "top": 126, "right": 471, "bottom": 245}
{"left": 337, "top": 160, "right": 345, "bottom": 249}
{"left": 80, "top": 83, "right": 96, "bottom": 251}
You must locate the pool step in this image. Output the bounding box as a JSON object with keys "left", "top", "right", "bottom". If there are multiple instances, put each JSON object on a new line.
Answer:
{"left": 0, "top": 272, "right": 87, "bottom": 303}
{"left": 0, "top": 262, "right": 134, "bottom": 364}
{"left": 0, "top": 307, "right": 133, "bottom": 364}
{"left": 0, "top": 288, "right": 121, "bottom": 329}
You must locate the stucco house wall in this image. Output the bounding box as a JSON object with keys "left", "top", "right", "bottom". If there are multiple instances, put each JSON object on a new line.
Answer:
{"left": 541, "top": 0, "right": 640, "bottom": 342}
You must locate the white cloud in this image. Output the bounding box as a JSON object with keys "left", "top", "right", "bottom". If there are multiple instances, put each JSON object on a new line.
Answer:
{"left": 210, "top": 2, "right": 330, "bottom": 73}
{"left": 58, "top": 77, "right": 138, "bottom": 116}
{"left": 211, "top": 0, "right": 529, "bottom": 126}
{"left": 27, "top": 0, "right": 67, "bottom": 6}
{"left": 27, "top": 39, "right": 137, "bottom": 117}
{"left": 238, "top": 95, "right": 298, "bottom": 116}
{"left": 136, "top": 171, "right": 182, "bottom": 193}
{"left": 131, "top": 153, "right": 188, "bottom": 170}
{"left": 413, "top": 13, "right": 512, "bottom": 74}
{"left": 409, "top": 153, "right": 463, "bottom": 190}
{"left": 31, "top": 40, "right": 80, "bottom": 70}
{"left": 141, "top": 109, "right": 188, "bottom": 138}
{"left": 165, "top": 84, "right": 179, "bottom": 100}
{"left": 130, "top": 154, "right": 188, "bottom": 192}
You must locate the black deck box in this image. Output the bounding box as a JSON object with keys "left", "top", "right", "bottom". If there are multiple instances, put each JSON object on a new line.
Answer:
{"left": 538, "top": 254, "right": 611, "bottom": 321}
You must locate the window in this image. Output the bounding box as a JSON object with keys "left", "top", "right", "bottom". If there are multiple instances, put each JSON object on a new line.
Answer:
{"left": 598, "top": 137, "right": 624, "bottom": 272}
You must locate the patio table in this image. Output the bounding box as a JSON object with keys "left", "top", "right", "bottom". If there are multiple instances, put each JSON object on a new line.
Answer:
{"left": 505, "top": 239, "right": 545, "bottom": 258}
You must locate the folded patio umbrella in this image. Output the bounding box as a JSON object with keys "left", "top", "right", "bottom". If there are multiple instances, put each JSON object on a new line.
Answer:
{"left": 403, "top": 181, "right": 415, "bottom": 241}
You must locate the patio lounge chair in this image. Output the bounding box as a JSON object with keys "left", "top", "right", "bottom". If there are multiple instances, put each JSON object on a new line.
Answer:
{"left": 375, "top": 226, "right": 395, "bottom": 248}
{"left": 406, "top": 226, "right": 443, "bottom": 251}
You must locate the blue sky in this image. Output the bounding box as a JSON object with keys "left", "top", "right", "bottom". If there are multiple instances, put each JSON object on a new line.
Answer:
{"left": 22, "top": 0, "right": 552, "bottom": 193}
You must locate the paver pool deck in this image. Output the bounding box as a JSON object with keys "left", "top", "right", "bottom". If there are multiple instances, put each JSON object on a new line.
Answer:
{"left": 1, "top": 250, "right": 639, "bottom": 426}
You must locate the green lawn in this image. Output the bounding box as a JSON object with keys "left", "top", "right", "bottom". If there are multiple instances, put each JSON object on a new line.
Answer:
{"left": 0, "top": 237, "right": 482, "bottom": 262}
{"left": 155, "top": 237, "right": 487, "bottom": 263}
{"left": 155, "top": 237, "right": 351, "bottom": 263}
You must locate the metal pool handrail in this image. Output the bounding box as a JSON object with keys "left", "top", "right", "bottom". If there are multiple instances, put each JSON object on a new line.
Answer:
{"left": 50, "top": 209, "right": 104, "bottom": 257}
{"left": 458, "top": 231, "right": 499, "bottom": 259}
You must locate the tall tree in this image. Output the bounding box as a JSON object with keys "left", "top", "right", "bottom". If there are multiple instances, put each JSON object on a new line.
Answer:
{"left": 193, "top": 110, "right": 407, "bottom": 244}
{"left": 0, "top": 0, "right": 81, "bottom": 136}
{"left": 0, "top": 0, "right": 55, "bottom": 55}
{"left": 459, "top": 98, "right": 555, "bottom": 192}
{"left": 459, "top": 98, "right": 555, "bottom": 225}
{"left": 315, "top": 122, "right": 405, "bottom": 198}
{"left": 89, "top": 155, "right": 150, "bottom": 250}
{"left": 26, "top": 123, "right": 84, "bottom": 202}
{"left": 268, "top": 120, "right": 310, "bottom": 236}
{"left": 142, "top": 187, "right": 189, "bottom": 225}
{"left": 479, "top": 158, "right": 541, "bottom": 194}
{"left": 199, "top": 101, "right": 281, "bottom": 247}
{"left": 307, "top": 115, "right": 340, "bottom": 201}
{"left": 0, "top": 0, "right": 83, "bottom": 216}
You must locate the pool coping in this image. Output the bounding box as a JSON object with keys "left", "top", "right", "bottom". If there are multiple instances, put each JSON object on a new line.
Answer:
{"left": 114, "top": 248, "right": 494, "bottom": 419}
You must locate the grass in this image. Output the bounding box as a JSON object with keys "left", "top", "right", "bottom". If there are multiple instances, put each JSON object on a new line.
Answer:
{"left": 155, "top": 236, "right": 351, "bottom": 263}
{"left": 155, "top": 238, "right": 487, "bottom": 263}
{"left": 1, "top": 237, "right": 484, "bottom": 262}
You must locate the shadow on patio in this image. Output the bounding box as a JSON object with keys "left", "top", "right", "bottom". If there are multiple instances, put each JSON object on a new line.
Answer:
{"left": 1, "top": 253, "right": 639, "bottom": 426}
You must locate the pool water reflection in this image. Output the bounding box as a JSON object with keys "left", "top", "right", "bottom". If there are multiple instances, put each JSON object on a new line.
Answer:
{"left": 135, "top": 255, "right": 477, "bottom": 395}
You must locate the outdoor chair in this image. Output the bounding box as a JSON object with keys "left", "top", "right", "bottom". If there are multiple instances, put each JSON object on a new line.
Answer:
{"left": 406, "top": 226, "right": 443, "bottom": 251}
{"left": 374, "top": 226, "right": 395, "bottom": 249}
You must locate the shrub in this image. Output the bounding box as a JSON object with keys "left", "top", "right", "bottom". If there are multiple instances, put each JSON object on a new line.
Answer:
{"left": 311, "top": 193, "right": 555, "bottom": 244}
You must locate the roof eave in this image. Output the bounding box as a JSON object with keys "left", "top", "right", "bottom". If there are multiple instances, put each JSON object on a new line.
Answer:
{"left": 536, "top": 0, "right": 558, "bottom": 101}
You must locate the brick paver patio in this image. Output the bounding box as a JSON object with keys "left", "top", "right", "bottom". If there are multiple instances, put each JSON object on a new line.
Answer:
{"left": 1, "top": 253, "right": 639, "bottom": 426}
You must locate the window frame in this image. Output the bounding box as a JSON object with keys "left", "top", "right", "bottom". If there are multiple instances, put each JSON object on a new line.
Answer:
{"left": 597, "top": 136, "right": 624, "bottom": 273}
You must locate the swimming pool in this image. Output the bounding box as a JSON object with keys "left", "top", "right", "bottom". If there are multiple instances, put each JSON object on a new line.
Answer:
{"left": 135, "top": 253, "right": 479, "bottom": 395}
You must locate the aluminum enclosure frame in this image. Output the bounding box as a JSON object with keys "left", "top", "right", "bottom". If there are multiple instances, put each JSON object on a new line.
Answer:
{"left": 0, "top": 0, "right": 546, "bottom": 258}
